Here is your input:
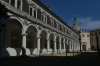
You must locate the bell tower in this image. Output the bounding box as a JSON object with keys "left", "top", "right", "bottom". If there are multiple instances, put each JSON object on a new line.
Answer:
{"left": 72, "top": 15, "right": 81, "bottom": 32}
{"left": 73, "top": 15, "right": 77, "bottom": 26}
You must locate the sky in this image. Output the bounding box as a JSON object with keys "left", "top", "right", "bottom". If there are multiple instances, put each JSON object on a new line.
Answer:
{"left": 40, "top": 0, "right": 100, "bottom": 31}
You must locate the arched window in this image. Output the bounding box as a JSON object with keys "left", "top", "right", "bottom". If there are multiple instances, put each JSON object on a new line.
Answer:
{"left": 26, "top": 35, "right": 32, "bottom": 48}
{"left": 11, "top": 31, "right": 20, "bottom": 48}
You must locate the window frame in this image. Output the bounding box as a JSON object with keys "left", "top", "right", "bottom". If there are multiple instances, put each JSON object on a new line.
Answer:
{"left": 41, "top": 13, "right": 47, "bottom": 23}
{"left": 29, "top": 6, "right": 37, "bottom": 18}
{"left": 82, "top": 34, "right": 85, "bottom": 37}
{"left": 9, "top": 0, "right": 23, "bottom": 10}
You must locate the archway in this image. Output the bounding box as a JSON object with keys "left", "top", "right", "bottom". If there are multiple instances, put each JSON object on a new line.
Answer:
{"left": 65, "top": 39, "right": 68, "bottom": 51}
{"left": 56, "top": 35, "right": 59, "bottom": 53}
{"left": 82, "top": 44, "right": 86, "bottom": 51}
{"left": 61, "top": 37, "right": 64, "bottom": 52}
{"left": 3, "top": 18, "right": 23, "bottom": 56}
{"left": 26, "top": 25, "right": 37, "bottom": 54}
{"left": 40, "top": 30, "right": 47, "bottom": 54}
{"left": 49, "top": 33, "right": 54, "bottom": 52}
{"left": 91, "top": 45, "right": 95, "bottom": 50}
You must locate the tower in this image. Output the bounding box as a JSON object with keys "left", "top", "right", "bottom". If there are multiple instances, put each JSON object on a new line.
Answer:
{"left": 72, "top": 15, "right": 81, "bottom": 32}
{"left": 73, "top": 15, "right": 77, "bottom": 26}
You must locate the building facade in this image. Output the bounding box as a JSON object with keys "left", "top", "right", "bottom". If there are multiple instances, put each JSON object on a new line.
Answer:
{"left": 90, "top": 28, "right": 100, "bottom": 50}
{"left": 81, "top": 30, "right": 91, "bottom": 51}
{"left": 0, "top": 0, "right": 80, "bottom": 58}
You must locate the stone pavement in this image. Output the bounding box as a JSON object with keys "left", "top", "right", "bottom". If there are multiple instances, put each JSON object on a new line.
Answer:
{"left": 0, "top": 51, "right": 100, "bottom": 66}
{"left": 29, "top": 52, "right": 80, "bottom": 57}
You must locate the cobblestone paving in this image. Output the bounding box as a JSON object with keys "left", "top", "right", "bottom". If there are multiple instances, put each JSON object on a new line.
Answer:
{"left": 0, "top": 51, "right": 100, "bottom": 66}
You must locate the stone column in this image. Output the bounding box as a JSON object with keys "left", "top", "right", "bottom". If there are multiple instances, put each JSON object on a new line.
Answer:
{"left": 59, "top": 41, "right": 61, "bottom": 53}
{"left": 54, "top": 40, "right": 57, "bottom": 53}
{"left": 74, "top": 45, "right": 76, "bottom": 52}
{"left": 47, "top": 39, "right": 50, "bottom": 54}
{"left": 64, "top": 42, "right": 66, "bottom": 53}
{"left": 37, "top": 37, "right": 41, "bottom": 55}
{"left": 0, "top": 29, "right": 3, "bottom": 58}
{"left": 69, "top": 44, "right": 71, "bottom": 52}
{"left": 22, "top": 33, "right": 27, "bottom": 56}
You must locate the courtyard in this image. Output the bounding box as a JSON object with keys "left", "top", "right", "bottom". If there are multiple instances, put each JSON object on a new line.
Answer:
{"left": 0, "top": 51, "right": 100, "bottom": 66}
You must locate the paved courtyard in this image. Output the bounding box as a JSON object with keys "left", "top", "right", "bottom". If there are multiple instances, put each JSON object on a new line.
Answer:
{"left": 0, "top": 51, "right": 100, "bottom": 66}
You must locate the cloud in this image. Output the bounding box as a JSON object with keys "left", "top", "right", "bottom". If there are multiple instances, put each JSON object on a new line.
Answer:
{"left": 77, "top": 17, "right": 100, "bottom": 30}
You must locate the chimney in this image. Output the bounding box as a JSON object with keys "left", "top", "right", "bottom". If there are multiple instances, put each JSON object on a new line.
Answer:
{"left": 48, "top": 7, "right": 52, "bottom": 10}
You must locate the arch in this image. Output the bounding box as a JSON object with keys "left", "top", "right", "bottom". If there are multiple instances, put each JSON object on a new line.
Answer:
{"left": 26, "top": 24, "right": 38, "bottom": 54}
{"left": 5, "top": 15, "right": 24, "bottom": 28}
{"left": 49, "top": 32, "right": 54, "bottom": 39}
{"left": 55, "top": 34, "right": 60, "bottom": 40}
{"left": 40, "top": 29, "right": 48, "bottom": 54}
{"left": 49, "top": 32, "right": 54, "bottom": 50}
{"left": 49, "top": 32, "right": 55, "bottom": 37}
{"left": 27, "top": 24, "right": 38, "bottom": 32}
{"left": 55, "top": 34, "right": 60, "bottom": 52}
{"left": 40, "top": 29, "right": 48, "bottom": 35}
{"left": 82, "top": 44, "right": 86, "bottom": 51}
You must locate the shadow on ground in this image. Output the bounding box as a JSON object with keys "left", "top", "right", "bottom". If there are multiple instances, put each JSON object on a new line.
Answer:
{"left": 0, "top": 52, "right": 100, "bottom": 66}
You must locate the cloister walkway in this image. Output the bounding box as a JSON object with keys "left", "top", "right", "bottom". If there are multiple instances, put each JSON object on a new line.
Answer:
{"left": 0, "top": 51, "right": 100, "bottom": 66}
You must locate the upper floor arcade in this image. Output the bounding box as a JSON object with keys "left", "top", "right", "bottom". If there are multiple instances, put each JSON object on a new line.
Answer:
{"left": 1, "top": 0, "right": 80, "bottom": 41}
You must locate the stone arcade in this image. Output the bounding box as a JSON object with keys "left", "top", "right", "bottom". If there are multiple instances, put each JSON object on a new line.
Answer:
{"left": 0, "top": 0, "right": 80, "bottom": 58}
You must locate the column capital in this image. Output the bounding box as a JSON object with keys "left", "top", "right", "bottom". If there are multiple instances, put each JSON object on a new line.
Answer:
{"left": 54, "top": 40, "right": 56, "bottom": 42}
{"left": 54, "top": 39, "right": 56, "bottom": 42}
{"left": 21, "top": 33, "right": 27, "bottom": 36}
{"left": 59, "top": 41, "right": 61, "bottom": 43}
{"left": 47, "top": 38, "right": 50, "bottom": 40}
{"left": 36, "top": 36, "right": 41, "bottom": 38}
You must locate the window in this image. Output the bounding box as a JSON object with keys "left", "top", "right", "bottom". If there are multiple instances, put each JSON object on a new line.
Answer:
{"left": 95, "top": 33, "right": 97, "bottom": 35}
{"left": 17, "top": 0, "right": 21, "bottom": 9}
{"left": 44, "top": 16, "right": 47, "bottom": 23}
{"left": 41, "top": 15, "right": 44, "bottom": 22}
{"left": 29, "top": 6, "right": 37, "bottom": 18}
{"left": 82, "top": 34, "right": 85, "bottom": 37}
{"left": 10, "top": 0, "right": 23, "bottom": 10}
{"left": 87, "top": 34, "right": 89, "bottom": 37}
{"left": 57, "top": 24, "right": 60, "bottom": 30}
{"left": 50, "top": 19, "right": 54, "bottom": 27}
{"left": 91, "top": 33, "right": 93, "bottom": 36}
{"left": 10, "top": 0, "right": 15, "bottom": 6}
{"left": 66, "top": 29, "right": 68, "bottom": 34}
{"left": 91, "top": 38, "right": 93, "bottom": 42}
{"left": 34, "top": 10, "right": 36, "bottom": 18}
{"left": 29, "top": 7, "right": 32, "bottom": 16}
{"left": 11, "top": 31, "right": 20, "bottom": 48}
{"left": 61, "top": 26, "right": 63, "bottom": 32}
{"left": 41, "top": 13, "right": 47, "bottom": 23}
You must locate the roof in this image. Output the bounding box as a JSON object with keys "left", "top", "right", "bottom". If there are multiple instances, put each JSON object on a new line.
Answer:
{"left": 33, "top": 0, "right": 80, "bottom": 36}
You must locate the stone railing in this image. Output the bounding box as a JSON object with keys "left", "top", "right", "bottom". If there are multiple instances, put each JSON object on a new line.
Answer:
{"left": 0, "top": 0, "right": 79, "bottom": 41}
